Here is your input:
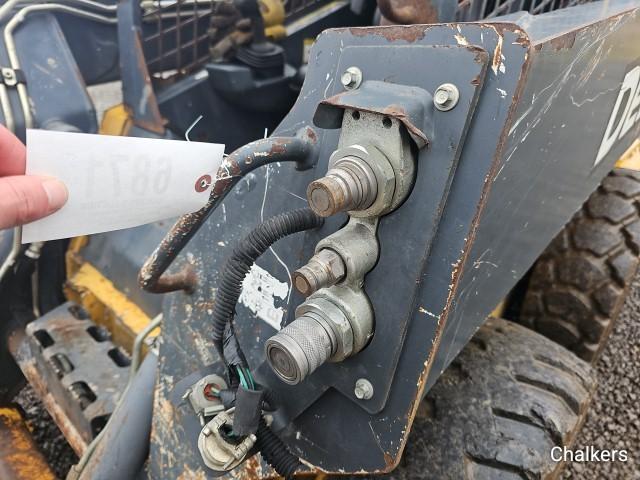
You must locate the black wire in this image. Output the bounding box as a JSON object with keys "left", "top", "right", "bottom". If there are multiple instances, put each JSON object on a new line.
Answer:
{"left": 211, "top": 207, "right": 323, "bottom": 361}
{"left": 210, "top": 207, "right": 322, "bottom": 478}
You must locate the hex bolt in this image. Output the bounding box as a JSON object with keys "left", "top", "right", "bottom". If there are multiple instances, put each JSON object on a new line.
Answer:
{"left": 293, "top": 249, "right": 346, "bottom": 296}
{"left": 354, "top": 378, "right": 374, "bottom": 400}
{"left": 306, "top": 156, "right": 377, "bottom": 217}
{"left": 433, "top": 83, "right": 460, "bottom": 111}
{"left": 340, "top": 66, "right": 363, "bottom": 90}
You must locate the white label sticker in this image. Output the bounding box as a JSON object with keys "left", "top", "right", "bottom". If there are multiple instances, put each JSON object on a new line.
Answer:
{"left": 595, "top": 65, "right": 640, "bottom": 165}
{"left": 22, "top": 129, "right": 225, "bottom": 243}
{"left": 239, "top": 264, "right": 289, "bottom": 331}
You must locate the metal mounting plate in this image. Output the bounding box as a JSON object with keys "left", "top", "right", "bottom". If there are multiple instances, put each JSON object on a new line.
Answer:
{"left": 255, "top": 43, "right": 489, "bottom": 416}
{"left": 151, "top": 24, "right": 514, "bottom": 477}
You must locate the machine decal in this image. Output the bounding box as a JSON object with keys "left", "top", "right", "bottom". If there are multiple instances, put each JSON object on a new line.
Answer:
{"left": 239, "top": 264, "right": 289, "bottom": 330}
{"left": 596, "top": 65, "right": 640, "bottom": 165}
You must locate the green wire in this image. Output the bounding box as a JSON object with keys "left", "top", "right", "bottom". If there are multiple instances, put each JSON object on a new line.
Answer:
{"left": 236, "top": 366, "right": 249, "bottom": 389}
{"left": 243, "top": 367, "right": 256, "bottom": 389}
{"left": 235, "top": 365, "right": 257, "bottom": 390}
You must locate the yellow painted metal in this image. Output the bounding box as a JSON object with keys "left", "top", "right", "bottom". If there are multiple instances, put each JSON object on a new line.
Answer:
{"left": 64, "top": 262, "right": 157, "bottom": 352}
{"left": 490, "top": 300, "right": 506, "bottom": 319}
{"left": 65, "top": 235, "right": 89, "bottom": 278}
{"left": 615, "top": 138, "right": 640, "bottom": 171}
{"left": 62, "top": 102, "right": 158, "bottom": 352}
{"left": 260, "top": 0, "right": 286, "bottom": 39}
{"left": 99, "top": 103, "right": 133, "bottom": 136}
{"left": 0, "top": 407, "right": 56, "bottom": 480}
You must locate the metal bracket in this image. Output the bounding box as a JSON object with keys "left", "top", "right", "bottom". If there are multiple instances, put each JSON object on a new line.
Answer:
{"left": 1, "top": 67, "right": 26, "bottom": 87}
{"left": 314, "top": 80, "right": 434, "bottom": 149}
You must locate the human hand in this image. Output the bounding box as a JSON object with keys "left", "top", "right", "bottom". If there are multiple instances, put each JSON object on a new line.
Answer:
{"left": 0, "top": 124, "right": 67, "bottom": 230}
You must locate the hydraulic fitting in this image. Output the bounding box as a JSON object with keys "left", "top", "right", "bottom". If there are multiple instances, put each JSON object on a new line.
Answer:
{"left": 265, "top": 311, "right": 339, "bottom": 385}
{"left": 293, "top": 248, "right": 346, "bottom": 296}
{"left": 265, "top": 289, "right": 373, "bottom": 385}
{"left": 306, "top": 155, "right": 378, "bottom": 217}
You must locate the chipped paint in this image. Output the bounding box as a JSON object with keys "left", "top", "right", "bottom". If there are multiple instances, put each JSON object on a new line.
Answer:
{"left": 491, "top": 30, "right": 504, "bottom": 75}
{"left": 348, "top": 25, "right": 427, "bottom": 43}
{"left": 454, "top": 33, "right": 469, "bottom": 46}
{"left": 239, "top": 264, "right": 288, "bottom": 331}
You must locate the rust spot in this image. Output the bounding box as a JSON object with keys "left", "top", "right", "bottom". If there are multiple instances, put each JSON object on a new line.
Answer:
{"left": 380, "top": 104, "right": 429, "bottom": 146}
{"left": 305, "top": 128, "right": 317, "bottom": 143}
{"left": 512, "top": 34, "right": 530, "bottom": 47}
{"left": 383, "top": 451, "right": 395, "bottom": 468}
{"left": 348, "top": 25, "right": 427, "bottom": 43}
{"left": 242, "top": 454, "right": 261, "bottom": 479}
{"left": 269, "top": 141, "right": 287, "bottom": 155}
{"left": 19, "top": 361, "right": 88, "bottom": 456}
{"left": 377, "top": 0, "right": 439, "bottom": 24}
{"left": 153, "top": 264, "right": 197, "bottom": 294}
{"left": 195, "top": 174, "right": 211, "bottom": 193}
{"left": 549, "top": 31, "right": 577, "bottom": 51}
{"left": 491, "top": 33, "right": 503, "bottom": 74}
{"left": 320, "top": 94, "right": 429, "bottom": 147}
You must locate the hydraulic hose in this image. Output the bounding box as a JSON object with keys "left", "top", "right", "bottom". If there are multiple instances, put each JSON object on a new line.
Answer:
{"left": 211, "top": 207, "right": 322, "bottom": 479}
{"left": 138, "top": 128, "right": 318, "bottom": 294}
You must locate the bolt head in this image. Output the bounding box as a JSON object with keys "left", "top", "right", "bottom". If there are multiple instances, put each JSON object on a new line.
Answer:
{"left": 434, "top": 83, "right": 460, "bottom": 111}
{"left": 341, "top": 72, "right": 354, "bottom": 87}
{"left": 340, "top": 67, "right": 362, "bottom": 90}
{"left": 354, "top": 378, "right": 374, "bottom": 400}
{"left": 435, "top": 90, "right": 449, "bottom": 104}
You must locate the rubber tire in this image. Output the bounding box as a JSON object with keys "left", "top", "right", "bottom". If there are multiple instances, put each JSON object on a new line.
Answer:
{"left": 384, "top": 317, "right": 596, "bottom": 480}
{"left": 518, "top": 168, "right": 640, "bottom": 363}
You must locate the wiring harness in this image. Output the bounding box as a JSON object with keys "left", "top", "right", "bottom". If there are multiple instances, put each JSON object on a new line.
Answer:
{"left": 211, "top": 207, "right": 323, "bottom": 478}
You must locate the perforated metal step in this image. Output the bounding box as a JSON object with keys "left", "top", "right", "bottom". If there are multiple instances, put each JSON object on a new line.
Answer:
{"left": 13, "top": 301, "right": 130, "bottom": 454}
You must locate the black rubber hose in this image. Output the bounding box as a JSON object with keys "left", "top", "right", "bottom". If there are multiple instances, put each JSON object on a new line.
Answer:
{"left": 256, "top": 416, "right": 301, "bottom": 479}
{"left": 211, "top": 208, "right": 321, "bottom": 478}
{"left": 211, "top": 208, "right": 323, "bottom": 350}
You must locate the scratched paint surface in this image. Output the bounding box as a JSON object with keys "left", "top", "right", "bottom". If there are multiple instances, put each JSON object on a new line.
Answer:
{"left": 150, "top": 2, "right": 640, "bottom": 477}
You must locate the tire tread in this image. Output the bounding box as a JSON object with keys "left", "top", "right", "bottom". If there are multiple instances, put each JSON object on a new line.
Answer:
{"left": 519, "top": 168, "right": 640, "bottom": 363}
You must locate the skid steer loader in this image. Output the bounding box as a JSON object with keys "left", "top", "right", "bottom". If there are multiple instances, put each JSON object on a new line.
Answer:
{"left": 0, "top": 0, "right": 639, "bottom": 478}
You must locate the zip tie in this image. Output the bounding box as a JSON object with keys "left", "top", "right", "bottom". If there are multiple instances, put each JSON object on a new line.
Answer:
{"left": 185, "top": 114, "right": 203, "bottom": 142}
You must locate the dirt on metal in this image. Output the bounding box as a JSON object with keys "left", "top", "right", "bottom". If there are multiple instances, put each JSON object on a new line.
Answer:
{"left": 12, "top": 277, "right": 640, "bottom": 479}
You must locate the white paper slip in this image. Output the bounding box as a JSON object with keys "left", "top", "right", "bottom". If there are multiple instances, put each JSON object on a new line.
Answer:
{"left": 22, "top": 129, "right": 225, "bottom": 243}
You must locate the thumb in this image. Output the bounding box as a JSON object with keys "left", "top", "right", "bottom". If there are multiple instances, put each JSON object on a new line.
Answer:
{"left": 0, "top": 175, "right": 68, "bottom": 230}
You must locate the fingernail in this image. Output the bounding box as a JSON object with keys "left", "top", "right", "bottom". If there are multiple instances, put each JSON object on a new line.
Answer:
{"left": 41, "top": 177, "right": 68, "bottom": 212}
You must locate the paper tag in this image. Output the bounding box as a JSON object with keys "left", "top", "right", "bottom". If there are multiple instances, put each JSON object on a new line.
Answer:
{"left": 22, "top": 129, "right": 225, "bottom": 243}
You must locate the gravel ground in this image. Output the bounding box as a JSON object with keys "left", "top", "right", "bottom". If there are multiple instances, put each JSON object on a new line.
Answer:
{"left": 563, "top": 274, "right": 640, "bottom": 479}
